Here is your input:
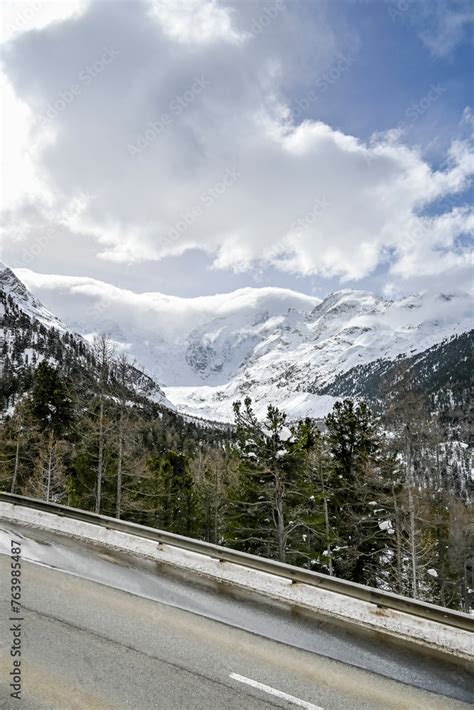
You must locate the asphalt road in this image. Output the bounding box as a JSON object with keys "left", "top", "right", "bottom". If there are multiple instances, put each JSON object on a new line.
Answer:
{"left": 0, "top": 523, "right": 472, "bottom": 709}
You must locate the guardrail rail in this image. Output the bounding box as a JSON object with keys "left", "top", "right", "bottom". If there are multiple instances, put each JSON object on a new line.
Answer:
{"left": 0, "top": 492, "right": 472, "bottom": 633}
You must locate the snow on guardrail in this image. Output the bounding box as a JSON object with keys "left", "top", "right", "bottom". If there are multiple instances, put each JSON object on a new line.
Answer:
{"left": 0, "top": 495, "right": 472, "bottom": 660}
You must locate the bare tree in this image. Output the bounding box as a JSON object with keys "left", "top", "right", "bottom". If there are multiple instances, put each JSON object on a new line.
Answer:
{"left": 92, "top": 334, "right": 115, "bottom": 514}
{"left": 306, "top": 442, "right": 335, "bottom": 575}
{"left": 192, "top": 444, "right": 238, "bottom": 544}
{"left": 24, "top": 433, "right": 67, "bottom": 502}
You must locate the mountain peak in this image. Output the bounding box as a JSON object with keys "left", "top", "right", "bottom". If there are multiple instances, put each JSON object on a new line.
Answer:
{"left": 306, "top": 288, "right": 387, "bottom": 321}
{"left": 0, "top": 261, "right": 68, "bottom": 332}
{"left": 325, "top": 288, "right": 386, "bottom": 303}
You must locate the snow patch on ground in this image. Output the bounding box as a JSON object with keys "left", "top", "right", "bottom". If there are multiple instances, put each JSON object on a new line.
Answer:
{"left": 164, "top": 384, "right": 337, "bottom": 422}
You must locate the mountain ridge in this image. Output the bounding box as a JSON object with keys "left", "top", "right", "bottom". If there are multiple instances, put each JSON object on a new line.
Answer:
{"left": 0, "top": 262, "right": 173, "bottom": 414}
{"left": 3, "top": 263, "right": 473, "bottom": 422}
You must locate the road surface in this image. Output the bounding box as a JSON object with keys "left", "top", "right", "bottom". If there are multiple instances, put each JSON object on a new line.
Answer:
{"left": 0, "top": 522, "right": 472, "bottom": 709}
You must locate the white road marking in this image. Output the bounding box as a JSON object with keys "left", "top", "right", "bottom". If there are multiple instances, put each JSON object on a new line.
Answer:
{"left": 229, "top": 673, "right": 324, "bottom": 709}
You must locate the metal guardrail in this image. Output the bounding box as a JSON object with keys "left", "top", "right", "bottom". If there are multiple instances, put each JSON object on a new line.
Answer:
{"left": 1, "top": 492, "right": 473, "bottom": 632}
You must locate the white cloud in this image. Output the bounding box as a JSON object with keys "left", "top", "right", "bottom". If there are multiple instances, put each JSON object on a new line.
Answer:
{"left": 417, "top": 0, "right": 474, "bottom": 58}
{"left": 148, "top": 0, "right": 244, "bottom": 45}
{"left": 15, "top": 266, "right": 319, "bottom": 341}
{"left": 0, "top": 1, "right": 87, "bottom": 45}
{"left": 0, "top": 72, "right": 44, "bottom": 211}
{"left": 0, "top": 0, "right": 88, "bottom": 213}
{"left": 0, "top": 0, "right": 473, "bottom": 293}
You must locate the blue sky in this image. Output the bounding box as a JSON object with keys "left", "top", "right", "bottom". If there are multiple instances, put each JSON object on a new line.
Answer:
{"left": 309, "top": 2, "right": 472, "bottom": 155}
{"left": 1, "top": 0, "right": 473, "bottom": 299}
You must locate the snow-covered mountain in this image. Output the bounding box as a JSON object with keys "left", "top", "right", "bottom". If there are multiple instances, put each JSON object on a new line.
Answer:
{"left": 9, "top": 266, "right": 474, "bottom": 422}
{"left": 0, "top": 260, "right": 68, "bottom": 333}
{"left": 0, "top": 261, "right": 172, "bottom": 411}
{"left": 165, "top": 289, "right": 473, "bottom": 420}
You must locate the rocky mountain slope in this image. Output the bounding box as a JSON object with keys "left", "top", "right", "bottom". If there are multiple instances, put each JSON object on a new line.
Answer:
{"left": 4, "top": 264, "right": 474, "bottom": 422}
{"left": 0, "top": 261, "right": 171, "bottom": 414}
{"left": 166, "top": 289, "right": 473, "bottom": 420}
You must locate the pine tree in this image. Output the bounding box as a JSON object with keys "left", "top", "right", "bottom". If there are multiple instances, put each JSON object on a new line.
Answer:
{"left": 325, "top": 399, "right": 391, "bottom": 586}
{"left": 22, "top": 362, "right": 74, "bottom": 502}
{"left": 29, "top": 361, "right": 74, "bottom": 436}
{"left": 229, "top": 398, "right": 312, "bottom": 563}
{"left": 146, "top": 450, "right": 197, "bottom": 536}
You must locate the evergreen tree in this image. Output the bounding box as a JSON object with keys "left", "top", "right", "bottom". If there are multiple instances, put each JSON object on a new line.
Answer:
{"left": 228, "top": 398, "right": 313, "bottom": 563}
{"left": 29, "top": 361, "right": 74, "bottom": 436}
{"left": 24, "top": 362, "right": 74, "bottom": 502}
{"left": 146, "top": 450, "right": 197, "bottom": 536}
{"left": 325, "top": 399, "right": 391, "bottom": 585}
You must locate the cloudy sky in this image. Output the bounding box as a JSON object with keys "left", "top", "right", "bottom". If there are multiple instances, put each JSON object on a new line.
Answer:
{"left": 0, "top": 0, "right": 473, "bottom": 300}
